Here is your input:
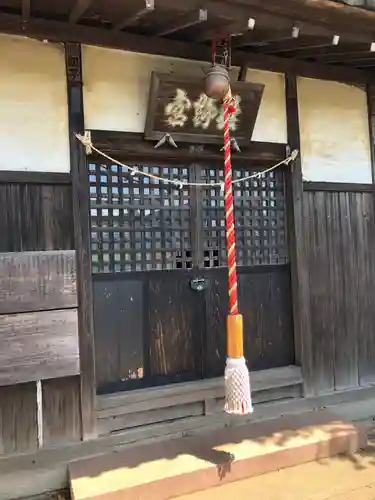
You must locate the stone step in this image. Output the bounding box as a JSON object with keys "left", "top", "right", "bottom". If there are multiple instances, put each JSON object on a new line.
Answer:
{"left": 69, "top": 409, "right": 367, "bottom": 500}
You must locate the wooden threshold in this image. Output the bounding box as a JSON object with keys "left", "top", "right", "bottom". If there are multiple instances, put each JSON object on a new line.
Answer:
{"left": 96, "top": 366, "right": 304, "bottom": 436}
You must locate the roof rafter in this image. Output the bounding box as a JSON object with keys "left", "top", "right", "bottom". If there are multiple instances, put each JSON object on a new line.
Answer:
{"left": 113, "top": 0, "right": 155, "bottom": 31}
{"left": 0, "top": 11, "right": 371, "bottom": 85}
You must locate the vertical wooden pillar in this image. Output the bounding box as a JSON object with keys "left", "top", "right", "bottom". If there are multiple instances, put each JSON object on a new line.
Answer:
{"left": 367, "top": 84, "right": 375, "bottom": 187}
{"left": 284, "top": 73, "right": 314, "bottom": 397}
{"left": 65, "top": 42, "right": 96, "bottom": 439}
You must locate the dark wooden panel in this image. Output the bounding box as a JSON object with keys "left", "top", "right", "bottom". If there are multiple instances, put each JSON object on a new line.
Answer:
{"left": 0, "top": 251, "right": 77, "bottom": 315}
{"left": 93, "top": 279, "right": 144, "bottom": 392}
{"left": 90, "top": 131, "right": 287, "bottom": 164}
{"left": 203, "top": 266, "right": 294, "bottom": 378}
{"left": 65, "top": 41, "right": 96, "bottom": 439}
{"left": 304, "top": 190, "right": 375, "bottom": 390}
{"left": 0, "top": 309, "right": 79, "bottom": 386}
{"left": 147, "top": 272, "right": 203, "bottom": 380}
{"left": 303, "top": 182, "right": 373, "bottom": 193}
{"left": 0, "top": 383, "right": 37, "bottom": 454}
{"left": 304, "top": 191, "right": 335, "bottom": 393}
{"left": 42, "top": 376, "right": 81, "bottom": 446}
{"left": 0, "top": 171, "right": 71, "bottom": 185}
{"left": 353, "top": 192, "right": 375, "bottom": 385}
{"left": 0, "top": 183, "right": 74, "bottom": 252}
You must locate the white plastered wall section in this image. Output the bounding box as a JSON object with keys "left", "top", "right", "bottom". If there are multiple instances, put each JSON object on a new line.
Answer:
{"left": 297, "top": 77, "right": 372, "bottom": 184}
{"left": 0, "top": 34, "right": 70, "bottom": 173}
{"left": 82, "top": 45, "right": 287, "bottom": 145}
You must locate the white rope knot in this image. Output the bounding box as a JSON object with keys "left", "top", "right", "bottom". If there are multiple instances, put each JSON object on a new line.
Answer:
{"left": 287, "top": 149, "right": 299, "bottom": 163}
{"left": 224, "top": 357, "right": 253, "bottom": 415}
{"left": 76, "top": 132, "right": 93, "bottom": 155}
{"left": 290, "top": 149, "right": 299, "bottom": 161}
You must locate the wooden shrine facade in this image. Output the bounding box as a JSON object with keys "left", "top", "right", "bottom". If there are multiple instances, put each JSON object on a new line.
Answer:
{"left": 1, "top": 0, "right": 375, "bottom": 497}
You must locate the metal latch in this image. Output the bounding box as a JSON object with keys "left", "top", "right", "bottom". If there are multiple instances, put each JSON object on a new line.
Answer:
{"left": 190, "top": 278, "right": 208, "bottom": 292}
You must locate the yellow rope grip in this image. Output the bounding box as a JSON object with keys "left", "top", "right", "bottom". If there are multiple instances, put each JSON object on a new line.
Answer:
{"left": 227, "top": 314, "right": 244, "bottom": 359}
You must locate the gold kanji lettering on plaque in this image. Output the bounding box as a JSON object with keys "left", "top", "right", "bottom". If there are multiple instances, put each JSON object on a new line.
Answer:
{"left": 192, "top": 94, "right": 219, "bottom": 130}
{"left": 164, "top": 89, "right": 192, "bottom": 128}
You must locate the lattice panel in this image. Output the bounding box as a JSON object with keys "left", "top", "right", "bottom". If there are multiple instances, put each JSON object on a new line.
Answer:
{"left": 201, "top": 166, "right": 288, "bottom": 267}
{"left": 89, "top": 163, "right": 192, "bottom": 273}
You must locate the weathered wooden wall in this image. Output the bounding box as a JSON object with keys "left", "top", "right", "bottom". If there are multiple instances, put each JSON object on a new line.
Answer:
{"left": 0, "top": 174, "right": 73, "bottom": 252}
{"left": 303, "top": 184, "right": 375, "bottom": 394}
{"left": 0, "top": 174, "right": 82, "bottom": 455}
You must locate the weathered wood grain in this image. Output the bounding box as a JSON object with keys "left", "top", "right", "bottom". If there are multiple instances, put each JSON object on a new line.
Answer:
{"left": 0, "top": 383, "right": 38, "bottom": 454}
{"left": 0, "top": 251, "right": 77, "bottom": 315}
{"left": 91, "top": 130, "right": 287, "bottom": 165}
{"left": 285, "top": 73, "right": 314, "bottom": 396}
{"left": 66, "top": 41, "right": 96, "bottom": 439}
{"left": 97, "top": 402, "right": 205, "bottom": 435}
{"left": 96, "top": 365, "right": 303, "bottom": 435}
{"left": 0, "top": 309, "right": 80, "bottom": 386}
{"left": 42, "top": 376, "right": 81, "bottom": 446}
{"left": 93, "top": 279, "right": 144, "bottom": 392}
{"left": 96, "top": 366, "right": 302, "bottom": 414}
{"left": 0, "top": 183, "right": 74, "bottom": 252}
{"left": 204, "top": 266, "right": 294, "bottom": 377}
{"left": 144, "top": 72, "right": 264, "bottom": 145}
{"left": 303, "top": 190, "right": 375, "bottom": 390}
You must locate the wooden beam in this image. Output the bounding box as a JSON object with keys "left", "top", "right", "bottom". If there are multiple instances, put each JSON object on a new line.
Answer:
{"left": 303, "top": 182, "right": 373, "bottom": 193}
{"left": 231, "top": 0, "right": 375, "bottom": 42}
{"left": 283, "top": 44, "right": 365, "bottom": 60}
{"left": 284, "top": 73, "right": 314, "bottom": 397}
{"left": 232, "top": 28, "right": 306, "bottom": 49}
{"left": 238, "top": 63, "right": 249, "bottom": 82}
{"left": 69, "top": 0, "right": 93, "bottom": 24}
{"left": 156, "top": 9, "right": 207, "bottom": 37}
{"left": 21, "top": 0, "right": 31, "bottom": 23}
{"left": 0, "top": 13, "right": 371, "bottom": 85}
{"left": 350, "top": 60, "right": 375, "bottom": 68}
{"left": 252, "top": 38, "right": 335, "bottom": 55}
{"left": 318, "top": 49, "right": 375, "bottom": 64}
{"left": 113, "top": 0, "right": 155, "bottom": 31}
{"left": 0, "top": 171, "right": 71, "bottom": 184}
{"left": 129, "top": 0, "right": 375, "bottom": 44}
{"left": 64, "top": 42, "right": 97, "bottom": 440}
{"left": 64, "top": 0, "right": 375, "bottom": 44}
{"left": 366, "top": 81, "right": 375, "bottom": 238}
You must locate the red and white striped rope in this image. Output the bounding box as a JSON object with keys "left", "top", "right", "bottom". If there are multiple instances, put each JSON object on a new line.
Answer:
{"left": 223, "top": 101, "right": 238, "bottom": 316}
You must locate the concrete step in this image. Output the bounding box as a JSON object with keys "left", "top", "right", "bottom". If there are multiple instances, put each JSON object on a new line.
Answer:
{"left": 69, "top": 409, "right": 367, "bottom": 500}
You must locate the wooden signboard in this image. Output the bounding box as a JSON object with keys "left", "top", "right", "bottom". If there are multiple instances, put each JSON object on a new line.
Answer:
{"left": 144, "top": 72, "right": 264, "bottom": 145}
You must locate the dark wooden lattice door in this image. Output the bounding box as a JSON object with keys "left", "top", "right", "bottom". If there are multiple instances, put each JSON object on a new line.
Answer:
{"left": 196, "top": 162, "right": 293, "bottom": 378}
{"left": 89, "top": 159, "right": 294, "bottom": 394}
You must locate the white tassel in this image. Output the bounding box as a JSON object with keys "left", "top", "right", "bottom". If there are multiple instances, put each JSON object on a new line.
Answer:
{"left": 224, "top": 357, "right": 253, "bottom": 415}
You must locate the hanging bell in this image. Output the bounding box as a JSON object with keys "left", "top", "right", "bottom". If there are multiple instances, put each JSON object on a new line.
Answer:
{"left": 204, "top": 64, "right": 230, "bottom": 101}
